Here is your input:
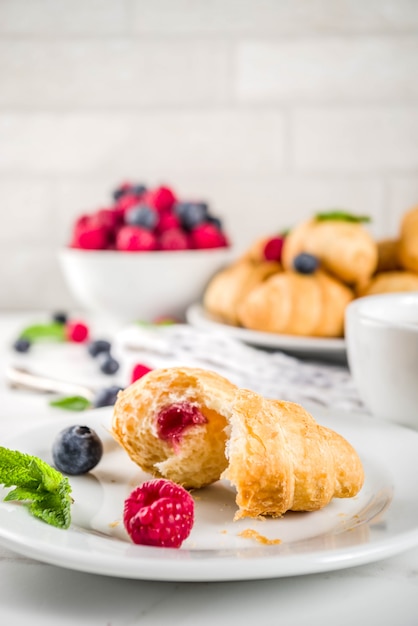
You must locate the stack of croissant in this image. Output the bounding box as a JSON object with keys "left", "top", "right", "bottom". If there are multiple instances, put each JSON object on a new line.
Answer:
{"left": 203, "top": 206, "right": 418, "bottom": 338}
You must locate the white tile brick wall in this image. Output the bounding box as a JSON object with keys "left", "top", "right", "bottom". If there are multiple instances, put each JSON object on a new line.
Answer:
{"left": 0, "top": 41, "right": 231, "bottom": 107}
{"left": 292, "top": 107, "right": 418, "bottom": 172}
{"left": 236, "top": 38, "right": 418, "bottom": 102}
{"left": 0, "top": 0, "right": 417, "bottom": 311}
{"left": 0, "top": 111, "right": 285, "bottom": 176}
{"left": 131, "top": 0, "right": 418, "bottom": 35}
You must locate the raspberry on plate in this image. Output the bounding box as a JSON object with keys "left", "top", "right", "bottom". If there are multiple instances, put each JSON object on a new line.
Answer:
{"left": 123, "top": 479, "right": 194, "bottom": 548}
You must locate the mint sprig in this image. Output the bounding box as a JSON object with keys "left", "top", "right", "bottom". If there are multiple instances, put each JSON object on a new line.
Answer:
{"left": 315, "top": 210, "right": 371, "bottom": 223}
{"left": 0, "top": 447, "right": 72, "bottom": 529}
{"left": 49, "top": 395, "right": 91, "bottom": 412}
{"left": 19, "top": 322, "right": 66, "bottom": 342}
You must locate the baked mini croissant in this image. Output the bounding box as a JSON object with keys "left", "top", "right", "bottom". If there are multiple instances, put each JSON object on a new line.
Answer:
{"left": 398, "top": 206, "right": 418, "bottom": 273}
{"left": 111, "top": 367, "right": 364, "bottom": 519}
{"left": 224, "top": 389, "right": 364, "bottom": 518}
{"left": 237, "top": 269, "right": 354, "bottom": 337}
{"left": 357, "top": 270, "right": 418, "bottom": 297}
{"left": 203, "top": 258, "right": 281, "bottom": 326}
{"left": 282, "top": 216, "right": 378, "bottom": 286}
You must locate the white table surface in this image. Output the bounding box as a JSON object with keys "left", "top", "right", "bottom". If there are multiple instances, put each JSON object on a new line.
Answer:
{"left": 0, "top": 312, "right": 417, "bottom": 626}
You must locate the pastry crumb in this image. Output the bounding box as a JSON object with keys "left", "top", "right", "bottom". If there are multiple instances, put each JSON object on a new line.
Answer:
{"left": 109, "top": 519, "right": 120, "bottom": 528}
{"left": 238, "top": 529, "right": 281, "bottom": 545}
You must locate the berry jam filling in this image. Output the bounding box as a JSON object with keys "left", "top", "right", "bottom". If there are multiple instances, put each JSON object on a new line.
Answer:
{"left": 156, "top": 402, "right": 207, "bottom": 446}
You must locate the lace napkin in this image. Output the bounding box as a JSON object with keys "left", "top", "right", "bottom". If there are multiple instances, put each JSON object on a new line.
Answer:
{"left": 114, "top": 323, "right": 366, "bottom": 414}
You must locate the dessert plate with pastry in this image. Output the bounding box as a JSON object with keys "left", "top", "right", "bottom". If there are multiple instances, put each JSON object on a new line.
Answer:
{"left": 195, "top": 208, "right": 418, "bottom": 361}
{"left": 1, "top": 367, "right": 418, "bottom": 581}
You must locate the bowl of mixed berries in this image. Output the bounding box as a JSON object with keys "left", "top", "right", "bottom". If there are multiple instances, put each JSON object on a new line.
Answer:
{"left": 59, "top": 182, "right": 232, "bottom": 323}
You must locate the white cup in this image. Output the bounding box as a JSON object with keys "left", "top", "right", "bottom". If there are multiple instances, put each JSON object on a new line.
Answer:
{"left": 345, "top": 292, "right": 418, "bottom": 430}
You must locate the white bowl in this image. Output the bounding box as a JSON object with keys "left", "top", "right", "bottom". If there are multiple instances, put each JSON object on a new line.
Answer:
{"left": 345, "top": 292, "right": 418, "bottom": 429}
{"left": 59, "top": 247, "right": 232, "bottom": 324}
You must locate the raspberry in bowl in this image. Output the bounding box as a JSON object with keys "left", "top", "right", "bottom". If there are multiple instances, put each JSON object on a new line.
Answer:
{"left": 59, "top": 182, "right": 232, "bottom": 323}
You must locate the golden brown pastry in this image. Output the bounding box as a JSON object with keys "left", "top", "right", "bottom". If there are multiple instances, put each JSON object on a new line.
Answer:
{"left": 398, "top": 206, "right": 418, "bottom": 272}
{"left": 112, "top": 367, "right": 235, "bottom": 489}
{"left": 111, "top": 367, "right": 364, "bottom": 519}
{"left": 224, "top": 390, "right": 364, "bottom": 519}
{"left": 376, "top": 238, "right": 401, "bottom": 272}
{"left": 203, "top": 258, "right": 281, "bottom": 325}
{"left": 237, "top": 269, "right": 354, "bottom": 337}
{"left": 357, "top": 270, "right": 418, "bottom": 297}
{"left": 282, "top": 216, "right": 378, "bottom": 286}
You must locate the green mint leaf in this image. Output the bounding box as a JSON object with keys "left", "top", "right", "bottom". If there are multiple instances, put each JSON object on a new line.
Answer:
{"left": 19, "top": 322, "right": 66, "bottom": 342}
{"left": 49, "top": 395, "right": 91, "bottom": 412}
{"left": 0, "top": 447, "right": 42, "bottom": 488}
{"left": 4, "top": 486, "right": 43, "bottom": 503}
{"left": 0, "top": 446, "right": 72, "bottom": 529}
{"left": 315, "top": 210, "right": 371, "bottom": 223}
{"left": 30, "top": 492, "right": 72, "bottom": 529}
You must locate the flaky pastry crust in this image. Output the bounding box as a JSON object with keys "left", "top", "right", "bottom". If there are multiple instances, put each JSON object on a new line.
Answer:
{"left": 111, "top": 367, "right": 364, "bottom": 519}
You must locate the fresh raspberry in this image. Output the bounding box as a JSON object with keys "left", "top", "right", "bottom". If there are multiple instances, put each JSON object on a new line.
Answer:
{"left": 156, "top": 211, "right": 181, "bottom": 234}
{"left": 156, "top": 402, "right": 207, "bottom": 446}
{"left": 71, "top": 216, "right": 109, "bottom": 250}
{"left": 190, "top": 223, "right": 228, "bottom": 249}
{"left": 130, "top": 363, "right": 153, "bottom": 384}
{"left": 263, "top": 236, "right": 285, "bottom": 262}
{"left": 149, "top": 186, "right": 177, "bottom": 213}
{"left": 90, "top": 208, "right": 119, "bottom": 232}
{"left": 158, "top": 227, "right": 190, "bottom": 251}
{"left": 116, "top": 225, "right": 158, "bottom": 251}
{"left": 123, "top": 479, "right": 194, "bottom": 548}
{"left": 66, "top": 320, "right": 89, "bottom": 343}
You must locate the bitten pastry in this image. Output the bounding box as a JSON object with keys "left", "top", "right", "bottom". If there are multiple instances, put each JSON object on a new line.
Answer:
{"left": 111, "top": 367, "right": 364, "bottom": 519}
{"left": 398, "top": 206, "right": 418, "bottom": 272}
{"left": 203, "top": 258, "right": 281, "bottom": 325}
{"left": 237, "top": 269, "right": 354, "bottom": 337}
{"left": 112, "top": 367, "right": 235, "bottom": 489}
{"left": 282, "top": 215, "right": 378, "bottom": 286}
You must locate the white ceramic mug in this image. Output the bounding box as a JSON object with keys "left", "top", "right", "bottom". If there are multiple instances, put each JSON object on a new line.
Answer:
{"left": 345, "top": 292, "right": 418, "bottom": 430}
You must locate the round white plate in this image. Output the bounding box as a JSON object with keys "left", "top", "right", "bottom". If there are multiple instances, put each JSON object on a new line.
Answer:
{"left": 1, "top": 408, "right": 418, "bottom": 581}
{"left": 186, "top": 304, "right": 346, "bottom": 361}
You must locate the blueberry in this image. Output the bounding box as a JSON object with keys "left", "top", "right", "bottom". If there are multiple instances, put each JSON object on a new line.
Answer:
{"left": 52, "top": 425, "right": 103, "bottom": 475}
{"left": 112, "top": 185, "right": 131, "bottom": 201}
{"left": 99, "top": 353, "right": 120, "bottom": 375}
{"left": 93, "top": 385, "right": 124, "bottom": 408}
{"left": 125, "top": 204, "right": 157, "bottom": 230}
{"left": 131, "top": 184, "right": 147, "bottom": 196}
{"left": 52, "top": 311, "right": 68, "bottom": 324}
{"left": 87, "top": 339, "right": 111, "bottom": 358}
{"left": 13, "top": 337, "right": 31, "bottom": 353}
{"left": 174, "top": 202, "right": 208, "bottom": 229}
{"left": 293, "top": 253, "right": 320, "bottom": 274}
{"left": 206, "top": 214, "right": 222, "bottom": 230}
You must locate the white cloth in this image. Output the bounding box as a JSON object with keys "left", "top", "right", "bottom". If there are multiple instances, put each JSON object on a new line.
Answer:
{"left": 115, "top": 324, "right": 366, "bottom": 413}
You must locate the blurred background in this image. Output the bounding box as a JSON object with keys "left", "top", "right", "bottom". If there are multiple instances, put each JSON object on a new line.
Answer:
{"left": 1, "top": 0, "right": 418, "bottom": 312}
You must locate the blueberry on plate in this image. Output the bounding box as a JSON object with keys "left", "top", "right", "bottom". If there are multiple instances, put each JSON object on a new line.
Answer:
{"left": 99, "top": 353, "right": 120, "bottom": 375}
{"left": 52, "top": 425, "right": 103, "bottom": 475}
{"left": 93, "top": 385, "right": 124, "bottom": 408}
{"left": 87, "top": 339, "right": 111, "bottom": 358}
{"left": 293, "top": 253, "right": 320, "bottom": 274}
{"left": 13, "top": 337, "right": 31, "bottom": 353}
{"left": 52, "top": 311, "right": 68, "bottom": 324}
